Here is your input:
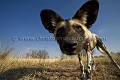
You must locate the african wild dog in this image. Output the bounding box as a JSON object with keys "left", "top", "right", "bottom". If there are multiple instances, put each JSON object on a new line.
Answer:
{"left": 40, "top": 0, "right": 120, "bottom": 80}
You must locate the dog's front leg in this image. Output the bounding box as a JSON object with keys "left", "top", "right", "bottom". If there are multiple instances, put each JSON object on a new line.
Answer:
{"left": 86, "top": 50, "right": 92, "bottom": 80}
{"left": 78, "top": 52, "right": 85, "bottom": 80}
{"left": 91, "top": 52, "right": 96, "bottom": 71}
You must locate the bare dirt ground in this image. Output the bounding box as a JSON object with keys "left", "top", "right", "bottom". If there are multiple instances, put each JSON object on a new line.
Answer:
{"left": 0, "top": 56, "right": 120, "bottom": 80}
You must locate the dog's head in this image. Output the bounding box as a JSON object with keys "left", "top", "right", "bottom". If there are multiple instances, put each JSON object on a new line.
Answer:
{"left": 40, "top": 0, "right": 99, "bottom": 55}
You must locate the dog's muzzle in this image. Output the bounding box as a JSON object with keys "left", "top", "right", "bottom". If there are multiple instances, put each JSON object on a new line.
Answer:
{"left": 62, "top": 41, "right": 78, "bottom": 55}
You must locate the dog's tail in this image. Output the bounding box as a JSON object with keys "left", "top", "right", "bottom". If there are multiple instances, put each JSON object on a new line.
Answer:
{"left": 96, "top": 37, "right": 120, "bottom": 70}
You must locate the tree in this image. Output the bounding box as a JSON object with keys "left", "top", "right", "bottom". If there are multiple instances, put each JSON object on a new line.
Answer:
{"left": 116, "top": 52, "right": 120, "bottom": 55}
{"left": 26, "top": 49, "right": 49, "bottom": 59}
{"left": 0, "top": 46, "right": 13, "bottom": 59}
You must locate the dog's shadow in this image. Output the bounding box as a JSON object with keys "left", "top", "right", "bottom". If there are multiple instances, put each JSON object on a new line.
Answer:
{"left": 0, "top": 67, "right": 80, "bottom": 80}
{"left": 0, "top": 67, "right": 45, "bottom": 80}
{"left": 0, "top": 63, "right": 120, "bottom": 80}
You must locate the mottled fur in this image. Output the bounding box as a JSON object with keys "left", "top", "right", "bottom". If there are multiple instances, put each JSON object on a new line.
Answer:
{"left": 40, "top": 0, "right": 120, "bottom": 80}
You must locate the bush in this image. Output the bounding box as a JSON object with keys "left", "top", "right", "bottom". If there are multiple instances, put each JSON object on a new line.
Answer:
{"left": 26, "top": 49, "right": 49, "bottom": 59}
{"left": 0, "top": 47, "right": 13, "bottom": 59}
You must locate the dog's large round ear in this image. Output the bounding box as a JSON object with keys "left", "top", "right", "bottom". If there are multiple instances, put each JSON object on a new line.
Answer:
{"left": 73, "top": 0, "right": 99, "bottom": 28}
{"left": 40, "top": 9, "right": 63, "bottom": 33}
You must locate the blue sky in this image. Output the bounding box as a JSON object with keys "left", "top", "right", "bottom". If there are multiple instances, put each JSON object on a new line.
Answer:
{"left": 0, "top": 0, "right": 120, "bottom": 57}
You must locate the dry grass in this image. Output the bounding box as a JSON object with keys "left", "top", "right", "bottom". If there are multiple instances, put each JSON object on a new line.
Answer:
{"left": 0, "top": 55, "right": 120, "bottom": 80}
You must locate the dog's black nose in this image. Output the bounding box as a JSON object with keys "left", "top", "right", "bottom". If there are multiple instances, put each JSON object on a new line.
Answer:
{"left": 64, "top": 42, "right": 77, "bottom": 51}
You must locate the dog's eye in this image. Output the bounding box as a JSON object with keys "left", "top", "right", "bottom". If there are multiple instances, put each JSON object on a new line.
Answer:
{"left": 56, "top": 27, "right": 64, "bottom": 37}
{"left": 58, "top": 27, "right": 64, "bottom": 33}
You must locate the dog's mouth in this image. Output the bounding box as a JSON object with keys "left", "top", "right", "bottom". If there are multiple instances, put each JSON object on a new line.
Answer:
{"left": 62, "top": 44, "right": 78, "bottom": 55}
{"left": 65, "top": 47, "right": 76, "bottom": 52}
